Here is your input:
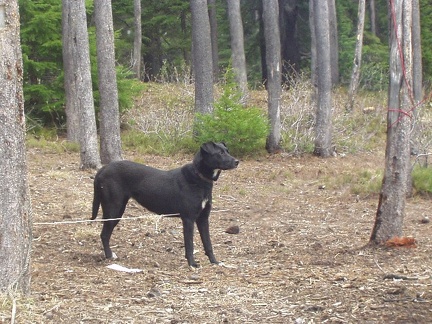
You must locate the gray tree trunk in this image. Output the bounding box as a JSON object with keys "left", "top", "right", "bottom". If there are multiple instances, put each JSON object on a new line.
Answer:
{"left": 309, "top": 0, "right": 316, "bottom": 90}
{"left": 407, "top": 0, "right": 422, "bottom": 195}
{"left": 370, "top": 0, "right": 413, "bottom": 244}
{"left": 191, "top": 0, "right": 214, "bottom": 114}
{"left": 369, "top": 0, "right": 377, "bottom": 35}
{"left": 62, "top": 0, "right": 101, "bottom": 169}
{"left": 227, "top": 0, "right": 248, "bottom": 103}
{"left": 0, "top": 0, "right": 32, "bottom": 293}
{"left": 208, "top": 0, "right": 219, "bottom": 81}
{"left": 346, "top": 0, "right": 366, "bottom": 112}
{"left": 62, "top": 0, "right": 79, "bottom": 142}
{"left": 312, "top": 0, "right": 333, "bottom": 157}
{"left": 262, "top": 0, "right": 282, "bottom": 153}
{"left": 132, "top": 0, "right": 142, "bottom": 80}
{"left": 328, "top": 0, "right": 339, "bottom": 86}
{"left": 94, "top": 0, "right": 123, "bottom": 164}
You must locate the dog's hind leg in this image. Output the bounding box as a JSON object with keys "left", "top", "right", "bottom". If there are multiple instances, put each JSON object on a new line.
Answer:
{"left": 100, "top": 219, "right": 120, "bottom": 259}
{"left": 196, "top": 211, "right": 218, "bottom": 264}
{"left": 100, "top": 198, "right": 128, "bottom": 259}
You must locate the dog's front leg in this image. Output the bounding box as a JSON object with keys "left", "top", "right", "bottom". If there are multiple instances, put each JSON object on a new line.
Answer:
{"left": 182, "top": 217, "right": 198, "bottom": 267}
{"left": 196, "top": 212, "right": 218, "bottom": 264}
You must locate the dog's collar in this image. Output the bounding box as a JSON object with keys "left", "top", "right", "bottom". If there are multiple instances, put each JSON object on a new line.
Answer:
{"left": 192, "top": 164, "right": 214, "bottom": 183}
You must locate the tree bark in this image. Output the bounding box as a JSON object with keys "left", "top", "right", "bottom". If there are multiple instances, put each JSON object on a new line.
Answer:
{"left": 132, "top": 0, "right": 142, "bottom": 80}
{"left": 309, "top": 0, "right": 316, "bottom": 90}
{"left": 328, "top": 0, "right": 339, "bottom": 86}
{"left": 227, "top": 0, "right": 248, "bottom": 103}
{"left": 312, "top": 0, "right": 333, "bottom": 157}
{"left": 346, "top": 0, "right": 366, "bottom": 112}
{"left": 191, "top": 0, "right": 214, "bottom": 114}
{"left": 0, "top": 0, "right": 32, "bottom": 293}
{"left": 370, "top": 0, "right": 413, "bottom": 244}
{"left": 62, "top": 0, "right": 101, "bottom": 169}
{"left": 94, "top": 0, "right": 123, "bottom": 164}
{"left": 369, "top": 0, "right": 377, "bottom": 36}
{"left": 62, "top": 0, "right": 79, "bottom": 143}
{"left": 208, "top": 0, "right": 219, "bottom": 81}
{"left": 263, "top": 0, "right": 282, "bottom": 153}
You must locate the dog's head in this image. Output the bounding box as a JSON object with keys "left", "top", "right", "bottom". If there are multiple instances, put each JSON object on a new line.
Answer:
{"left": 193, "top": 142, "right": 239, "bottom": 181}
{"left": 200, "top": 142, "right": 239, "bottom": 171}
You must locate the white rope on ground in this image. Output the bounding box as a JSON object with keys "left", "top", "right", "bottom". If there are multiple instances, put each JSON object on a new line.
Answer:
{"left": 33, "top": 209, "right": 229, "bottom": 226}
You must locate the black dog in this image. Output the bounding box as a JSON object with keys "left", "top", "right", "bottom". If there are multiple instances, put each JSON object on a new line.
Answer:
{"left": 91, "top": 142, "right": 239, "bottom": 267}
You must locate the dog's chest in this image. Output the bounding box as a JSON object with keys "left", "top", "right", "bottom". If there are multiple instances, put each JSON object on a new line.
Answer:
{"left": 202, "top": 198, "right": 209, "bottom": 209}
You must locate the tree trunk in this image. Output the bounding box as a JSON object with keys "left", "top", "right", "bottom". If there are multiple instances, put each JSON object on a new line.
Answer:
{"left": 328, "top": 0, "right": 339, "bottom": 86}
{"left": 369, "top": 0, "right": 377, "bottom": 36}
{"left": 132, "top": 0, "right": 142, "bottom": 80}
{"left": 407, "top": 0, "right": 422, "bottom": 195}
{"left": 227, "top": 0, "right": 248, "bottom": 103}
{"left": 309, "top": 0, "right": 316, "bottom": 90}
{"left": 0, "top": 0, "right": 32, "bottom": 293}
{"left": 262, "top": 0, "right": 282, "bottom": 153}
{"left": 370, "top": 0, "right": 413, "bottom": 244}
{"left": 208, "top": 0, "right": 219, "bottom": 81}
{"left": 94, "top": 0, "right": 123, "bottom": 164}
{"left": 346, "top": 0, "right": 366, "bottom": 112}
{"left": 191, "top": 0, "right": 214, "bottom": 114}
{"left": 62, "top": 0, "right": 79, "bottom": 142}
{"left": 279, "top": 0, "right": 301, "bottom": 81}
{"left": 62, "top": 0, "right": 101, "bottom": 169}
{"left": 312, "top": 0, "right": 333, "bottom": 157}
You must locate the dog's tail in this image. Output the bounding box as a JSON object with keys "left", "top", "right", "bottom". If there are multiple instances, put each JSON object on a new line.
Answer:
{"left": 91, "top": 178, "right": 101, "bottom": 220}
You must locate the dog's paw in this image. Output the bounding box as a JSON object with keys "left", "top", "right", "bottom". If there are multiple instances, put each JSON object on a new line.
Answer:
{"left": 108, "top": 252, "right": 118, "bottom": 260}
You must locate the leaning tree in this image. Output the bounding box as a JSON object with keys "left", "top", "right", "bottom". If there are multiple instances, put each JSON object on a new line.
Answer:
{"left": 370, "top": 0, "right": 414, "bottom": 244}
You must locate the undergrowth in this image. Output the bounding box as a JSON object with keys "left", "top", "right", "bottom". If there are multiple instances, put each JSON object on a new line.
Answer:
{"left": 26, "top": 79, "right": 432, "bottom": 196}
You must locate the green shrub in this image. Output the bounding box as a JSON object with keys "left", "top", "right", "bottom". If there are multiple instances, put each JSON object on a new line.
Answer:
{"left": 412, "top": 166, "right": 432, "bottom": 195}
{"left": 194, "top": 71, "right": 269, "bottom": 157}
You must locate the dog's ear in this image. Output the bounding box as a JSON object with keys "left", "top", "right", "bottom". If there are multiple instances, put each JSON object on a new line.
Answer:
{"left": 200, "top": 142, "right": 215, "bottom": 154}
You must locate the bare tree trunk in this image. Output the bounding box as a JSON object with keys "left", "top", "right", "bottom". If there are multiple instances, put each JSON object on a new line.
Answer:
{"left": 132, "top": 0, "right": 142, "bottom": 80}
{"left": 346, "top": 0, "right": 366, "bottom": 112}
{"left": 309, "top": 0, "right": 316, "bottom": 90}
{"left": 227, "top": 0, "right": 248, "bottom": 103}
{"left": 62, "top": 0, "right": 79, "bottom": 142}
{"left": 0, "top": 0, "right": 32, "bottom": 293}
{"left": 208, "top": 0, "right": 219, "bottom": 81}
{"left": 412, "top": 0, "right": 422, "bottom": 104}
{"left": 94, "top": 0, "right": 123, "bottom": 164}
{"left": 312, "top": 0, "right": 333, "bottom": 157}
{"left": 328, "top": 0, "right": 339, "bottom": 86}
{"left": 263, "top": 0, "right": 282, "bottom": 153}
{"left": 369, "top": 0, "right": 377, "bottom": 35}
{"left": 407, "top": 0, "right": 423, "bottom": 195}
{"left": 63, "top": 0, "right": 101, "bottom": 169}
{"left": 370, "top": 0, "right": 413, "bottom": 244}
{"left": 191, "top": 0, "right": 214, "bottom": 114}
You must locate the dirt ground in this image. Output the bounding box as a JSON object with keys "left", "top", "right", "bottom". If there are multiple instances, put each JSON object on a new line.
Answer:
{"left": 16, "top": 146, "right": 432, "bottom": 322}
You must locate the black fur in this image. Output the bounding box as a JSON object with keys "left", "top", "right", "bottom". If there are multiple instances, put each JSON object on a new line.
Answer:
{"left": 91, "top": 142, "right": 239, "bottom": 267}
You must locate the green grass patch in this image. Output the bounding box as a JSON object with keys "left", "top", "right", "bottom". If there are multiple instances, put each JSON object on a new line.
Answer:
{"left": 121, "top": 129, "right": 196, "bottom": 156}
{"left": 26, "top": 134, "right": 80, "bottom": 153}
{"left": 412, "top": 166, "right": 432, "bottom": 196}
{"left": 326, "top": 168, "right": 383, "bottom": 195}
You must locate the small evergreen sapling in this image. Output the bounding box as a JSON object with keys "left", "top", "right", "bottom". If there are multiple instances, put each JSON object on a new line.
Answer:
{"left": 194, "top": 70, "right": 269, "bottom": 156}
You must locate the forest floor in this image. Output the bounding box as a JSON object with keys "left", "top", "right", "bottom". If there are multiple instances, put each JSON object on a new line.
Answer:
{"left": 3, "top": 145, "right": 432, "bottom": 323}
